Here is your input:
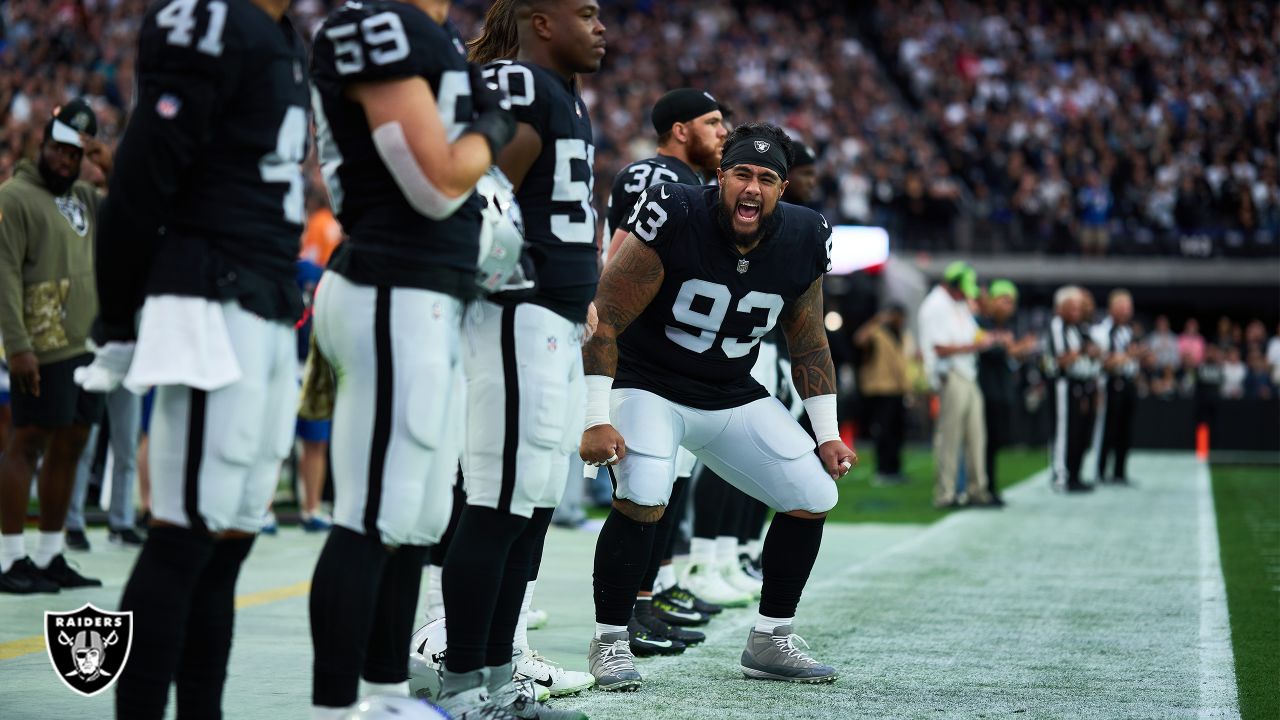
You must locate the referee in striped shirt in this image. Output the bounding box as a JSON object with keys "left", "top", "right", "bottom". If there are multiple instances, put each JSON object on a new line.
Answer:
{"left": 1092, "top": 289, "right": 1139, "bottom": 484}
{"left": 1046, "top": 286, "right": 1101, "bottom": 492}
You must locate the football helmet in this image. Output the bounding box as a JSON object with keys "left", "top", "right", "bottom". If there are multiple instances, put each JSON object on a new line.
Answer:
{"left": 475, "top": 168, "right": 533, "bottom": 295}
{"left": 407, "top": 619, "right": 447, "bottom": 700}
{"left": 343, "top": 695, "right": 449, "bottom": 719}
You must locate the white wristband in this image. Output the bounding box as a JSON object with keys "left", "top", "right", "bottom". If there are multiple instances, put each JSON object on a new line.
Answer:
{"left": 802, "top": 394, "right": 841, "bottom": 445}
{"left": 584, "top": 375, "right": 614, "bottom": 430}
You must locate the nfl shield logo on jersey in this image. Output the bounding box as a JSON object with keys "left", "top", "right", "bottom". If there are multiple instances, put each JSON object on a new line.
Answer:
{"left": 547, "top": 336, "right": 558, "bottom": 352}
{"left": 45, "top": 604, "right": 133, "bottom": 697}
{"left": 754, "top": 140, "right": 771, "bottom": 153}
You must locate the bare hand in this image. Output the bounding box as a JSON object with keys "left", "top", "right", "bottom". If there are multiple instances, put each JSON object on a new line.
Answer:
{"left": 9, "top": 351, "right": 40, "bottom": 397}
{"left": 81, "top": 133, "right": 112, "bottom": 175}
{"left": 818, "top": 440, "right": 856, "bottom": 481}
{"left": 585, "top": 302, "right": 599, "bottom": 342}
{"left": 580, "top": 424, "right": 626, "bottom": 467}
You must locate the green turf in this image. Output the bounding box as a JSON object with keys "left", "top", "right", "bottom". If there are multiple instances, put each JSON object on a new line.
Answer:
{"left": 585, "top": 446, "right": 1048, "bottom": 525}
{"left": 825, "top": 445, "right": 1047, "bottom": 523}
{"left": 1212, "top": 465, "right": 1280, "bottom": 720}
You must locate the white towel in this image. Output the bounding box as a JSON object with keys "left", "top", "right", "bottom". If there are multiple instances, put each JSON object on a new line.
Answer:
{"left": 124, "top": 296, "right": 242, "bottom": 394}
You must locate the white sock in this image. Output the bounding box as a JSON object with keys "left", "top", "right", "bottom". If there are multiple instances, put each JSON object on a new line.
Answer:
{"left": 424, "top": 564, "right": 444, "bottom": 620}
{"left": 359, "top": 679, "right": 408, "bottom": 697}
{"left": 310, "top": 706, "right": 349, "bottom": 720}
{"left": 690, "top": 537, "right": 716, "bottom": 567}
{"left": 755, "top": 614, "right": 794, "bottom": 634}
{"left": 595, "top": 623, "right": 628, "bottom": 639}
{"left": 513, "top": 580, "right": 535, "bottom": 652}
{"left": 656, "top": 564, "right": 677, "bottom": 593}
{"left": 33, "top": 531, "right": 64, "bottom": 568}
{"left": 1, "top": 534, "right": 25, "bottom": 573}
{"left": 715, "top": 536, "right": 738, "bottom": 565}
{"left": 746, "top": 538, "right": 763, "bottom": 558}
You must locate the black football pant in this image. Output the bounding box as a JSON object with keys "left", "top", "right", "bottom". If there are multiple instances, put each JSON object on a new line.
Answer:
{"left": 1097, "top": 377, "right": 1135, "bottom": 481}
{"left": 1052, "top": 379, "right": 1094, "bottom": 487}
{"left": 865, "top": 394, "right": 904, "bottom": 476}
{"left": 983, "top": 397, "right": 1013, "bottom": 496}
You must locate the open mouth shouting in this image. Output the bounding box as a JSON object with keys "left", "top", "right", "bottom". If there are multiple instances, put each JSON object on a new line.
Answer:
{"left": 735, "top": 198, "right": 761, "bottom": 223}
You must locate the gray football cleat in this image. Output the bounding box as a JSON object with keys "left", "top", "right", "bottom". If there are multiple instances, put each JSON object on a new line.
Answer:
{"left": 739, "top": 625, "right": 837, "bottom": 683}
{"left": 437, "top": 668, "right": 518, "bottom": 720}
{"left": 489, "top": 660, "right": 587, "bottom": 720}
{"left": 587, "top": 632, "right": 642, "bottom": 692}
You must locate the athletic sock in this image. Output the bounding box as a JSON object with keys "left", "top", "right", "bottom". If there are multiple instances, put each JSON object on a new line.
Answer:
{"left": 364, "top": 544, "right": 429, "bottom": 684}
{"left": 485, "top": 661, "right": 515, "bottom": 697}
{"left": 310, "top": 527, "right": 389, "bottom": 709}
{"left": 655, "top": 564, "right": 677, "bottom": 593}
{"left": 634, "top": 595, "right": 654, "bottom": 619}
{"left": 508, "top": 508, "right": 551, "bottom": 656}
{"left": 754, "top": 614, "right": 794, "bottom": 634}
{"left": 424, "top": 564, "right": 445, "bottom": 620}
{"left": 689, "top": 537, "right": 716, "bottom": 567}
{"left": 594, "top": 623, "right": 627, "bottom": 639}
{"left": 32, "top": 531, "right": 64, "bottom": 568}
{"left": 758, "top": 513, "right": 825, "bottom": 619}
{"left": 443, "top": 506, "right": 527, "bottom": 674}
{"left": 0, "top": 534, "right": 24, "bottom": 573}
{"left": 715, "top": 535, "right": 738, "bottom": 565}
{"left": 662, "top": 476, "right": 691, "bottom": 561}
{"left": 116, "top": 526, "right": 216, "bottom": 720}
{"left": 593, "top": 508, "right": 658, "bottom": 627}
{"left": 512, "top": 579, "right": 536, "bottom": 653}
{"left": 175, "top": 535, "right": 255, "bottom": 720}
{"left": 359, "top": 680, "right": 408, "bottom": 697}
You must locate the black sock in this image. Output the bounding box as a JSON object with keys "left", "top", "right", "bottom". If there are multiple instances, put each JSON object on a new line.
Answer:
{"left": 741, "top": 497, "right": 769, "bottom": 546}
{"left": 641, "top": 477, "right": 687, "bottom": 592}
{"left": 593, "top": 509, "right": 658, "bottom": 627}
{"left": 486, "top": 507, "right": 551, "bottom": 666}
{"left": 175, "top": 535, "right": 254, "bottom": 720}
{"left": 364, "top": 544, "right": 429, "bottom": 683}
{"left": 758, "top": 513, "right": 825, "bottom": 618}
{"left": 310, "top": 526, "right": 389, "bottom": 708}
{"left": 442, "top": 506, "right": 527, "bottom": 673}
{"left": 692, "top": 466, "right": 728, "bottom": 540}
{"left": 662, "top": 476, "right": 691, "bottom": 560}
{"left": 718, "top": 484, "right": 747, "bottom": 537}
{"left": 429, "top": 475, "right": 466, "bottom": 567}
{"left": 116, "top": 526, "right": 216, "bottom": 720}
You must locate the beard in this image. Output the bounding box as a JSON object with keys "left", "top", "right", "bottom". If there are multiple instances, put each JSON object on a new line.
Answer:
{"left": 715, "top": 188, "right": 781, "bottom": 251}
{"left": 38, "top": 155, "right": 77, "bottom": 196}
{"left": 687, "top": 133, "right": 721, "bottom": 174}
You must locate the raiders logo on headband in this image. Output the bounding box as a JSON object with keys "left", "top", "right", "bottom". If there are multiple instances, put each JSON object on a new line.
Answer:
{"left": 754, "top": 140, "right": 771, "bottom": 153}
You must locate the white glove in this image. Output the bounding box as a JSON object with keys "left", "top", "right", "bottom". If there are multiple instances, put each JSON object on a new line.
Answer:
{"left": 74, "top": 341, "right": 136, "bottom": 393}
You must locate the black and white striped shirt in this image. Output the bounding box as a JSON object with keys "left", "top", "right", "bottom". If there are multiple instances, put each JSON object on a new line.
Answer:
{"left": 1091, "top": 317, "right": 1138, "bottom": 378}
{"left": 1046, "top": 316, "right": 1098, "bottom": 381}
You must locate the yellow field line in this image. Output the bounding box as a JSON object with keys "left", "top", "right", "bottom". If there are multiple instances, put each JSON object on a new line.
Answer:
{"left": 0, "top": 580, "right": 311, "bottom": 661}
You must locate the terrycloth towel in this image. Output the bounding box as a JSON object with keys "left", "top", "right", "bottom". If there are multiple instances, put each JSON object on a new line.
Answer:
{"left": 124, "top": 296, "right": 242, "bottom": 394}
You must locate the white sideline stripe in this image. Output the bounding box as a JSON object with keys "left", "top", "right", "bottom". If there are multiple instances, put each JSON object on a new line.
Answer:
{"left": 1196, "top": 463, "right": 1241, "bottom": 719}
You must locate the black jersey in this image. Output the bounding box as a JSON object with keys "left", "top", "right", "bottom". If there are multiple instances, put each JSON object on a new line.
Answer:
{"left": 98, "top": 0, "right": 310, "bottom": 327}
{"left": 311, "top": 1, "right": 480, "bottom": 297}
{"left": 485, "top": 60, "right": 597, "bottom": 322}
{"left": 606, "top": 155, "right": 704, "bottom": 238}
{"left": 616, "top": 183, "right": 832, "bottom": 410}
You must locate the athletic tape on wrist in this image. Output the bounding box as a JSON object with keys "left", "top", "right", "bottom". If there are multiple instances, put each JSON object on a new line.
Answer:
{"left": 584, "top": 375, "right": 613, "bottom": 430}
{"left": 802, "top": 394, "right": 841, "bottom": 445}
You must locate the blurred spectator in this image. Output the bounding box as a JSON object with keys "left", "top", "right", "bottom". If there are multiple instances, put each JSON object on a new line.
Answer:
{"left": 1220, "top": 348, "right": 1246, "bottom": 399}
{"left": 853, "top": 305, "right": 910, "bottom": 486}
{"left": 1076, "top": 170, "right": 1112, "bottom": 256}
{"left": 1243, "top": 349, "right": 1275, "bottom": 400}
{"left": 1177, "top": 318, "right": 1205, "bottom": 368}
{"left": 1268, "top": 323, "right": 1280, "bottom": 385}
{"left": 1148, "top": 315, "right": 1179, "bottom": 370}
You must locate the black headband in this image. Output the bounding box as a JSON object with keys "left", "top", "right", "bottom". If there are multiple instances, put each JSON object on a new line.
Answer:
{"left": 720, "top": 135, "right": 789, "bottom": 181}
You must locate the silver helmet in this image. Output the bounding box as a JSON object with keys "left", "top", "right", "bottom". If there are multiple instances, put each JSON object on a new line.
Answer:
{"left": 475, "top": 168, "right": 533, "bottom": 295}
{"left": 407, "top": 618, "right": 447, "bottom": 701}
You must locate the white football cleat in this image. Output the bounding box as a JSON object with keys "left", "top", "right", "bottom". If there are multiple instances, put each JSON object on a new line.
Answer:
{"left": 680, "top": 562, "right": 752, "bottom": 608}
{"left": 514, "top": 648, "right": 594, "bottom": 697}
{"left": 720, "top": 559, "right": 762, "bottom": 598}
{"left": 526, "top": 607, "right": 549, "bottom": 630}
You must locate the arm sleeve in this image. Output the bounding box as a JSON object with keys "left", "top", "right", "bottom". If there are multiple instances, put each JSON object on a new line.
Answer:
{"left": 619, "top": 183, "right": 687, "bottom": 251}
{"left": 0, "top": 198, "right": 31, "bottom": 355}
{"left": 93, "top": 4, "right": 241, "bottom": 341}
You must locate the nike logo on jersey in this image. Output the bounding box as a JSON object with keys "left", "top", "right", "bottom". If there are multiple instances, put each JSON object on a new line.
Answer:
{"left": 820, "top": 215, "right": 829, "bottom": 229}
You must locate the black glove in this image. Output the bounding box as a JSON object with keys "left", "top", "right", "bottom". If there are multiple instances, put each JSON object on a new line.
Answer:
{"left": 467, "top": 64, "right": 516, "bottom": 157}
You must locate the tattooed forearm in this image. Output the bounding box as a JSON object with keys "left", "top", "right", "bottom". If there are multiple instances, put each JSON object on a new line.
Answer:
{"left": 781, "top": 277, "right": 837, "bottom": 398}
{"left": 582, "top": 234, "right": 665, "bottom": 377}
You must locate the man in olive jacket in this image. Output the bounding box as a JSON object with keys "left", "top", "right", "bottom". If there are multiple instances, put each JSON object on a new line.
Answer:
{"left": 0, "top": 99, "right": 112, "bottom": 594}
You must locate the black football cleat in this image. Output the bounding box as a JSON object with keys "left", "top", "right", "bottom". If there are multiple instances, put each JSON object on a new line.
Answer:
{"left": 627, "top": 617, "right": 685, "bottom": 657}
{"left": 39, "top": 554, "right": 103, "bottom": 588}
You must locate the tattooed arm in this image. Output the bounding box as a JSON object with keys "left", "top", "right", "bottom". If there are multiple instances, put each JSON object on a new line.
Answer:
{"left": 582, "top": 234, "right": 665, "bottom": 379}
{"left": 779, "top": 276, "right": 857, "bottom": 480}
{"left": 779, "top": 277, "right": 836, "bottom": 399}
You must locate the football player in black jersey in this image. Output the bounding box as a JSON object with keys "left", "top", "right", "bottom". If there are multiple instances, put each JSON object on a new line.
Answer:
{"left": 603, "top": 88, "right": 726, "bottom": 258}
{"left": 306, "top": 0, "right": 517, "bottom": 717}
{"left": 415, "top": 0, "right": 604, "bottom": 716}
{"left": 580, "top": 123, "right": 855, "bottom": 691}
{"left": 86, "top": 0, "right": 311, "bottom": 716}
